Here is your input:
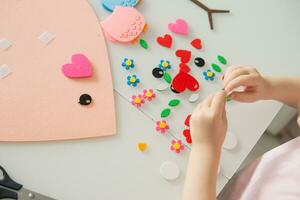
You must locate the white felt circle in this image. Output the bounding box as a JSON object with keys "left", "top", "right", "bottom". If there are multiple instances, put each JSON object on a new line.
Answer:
{"left": 223, "top": 131, "right": 238, "bottom": 150}
{"left": 156, "top": 83, "right": 169, "bottom": 91}
{"left": 160, "top": 161, "right": 180, "bottom": 181}
{"left": 189, "top": 93, "right": 200, "bottom": 103}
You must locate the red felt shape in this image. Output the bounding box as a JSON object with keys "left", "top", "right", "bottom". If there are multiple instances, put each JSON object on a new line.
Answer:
{"left": 183, "top": 129, "right": 192, "bottom": 144}
{"left": 179, "top": 63, "right": 191, "bottom": 73}
{"left": 191, "top": 38, "right": 202, "bottom": 49}
{"left": 156, "top": 34, "right": 172, "bottom": 48}
{"left": 172, "top": 71, "right": 200, "bottom": 93}
{"left": 175, "top": 49, "right": 191, "bottom": 63}
{"left": 184, "top": 114, "right": 191, "bottom": 127}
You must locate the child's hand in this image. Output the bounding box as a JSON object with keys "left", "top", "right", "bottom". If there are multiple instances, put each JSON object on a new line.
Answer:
{"left": 190, "top": 91, "right": 227, "bottom": 150}
{"left": 223, "top": 66, "right": 270, "bottom": 102}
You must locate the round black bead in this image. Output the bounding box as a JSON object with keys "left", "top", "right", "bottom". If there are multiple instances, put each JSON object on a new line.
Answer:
{"left": 194, "top": 57, "right": 205, "bottom": 67}
{"left": 79, "top": 94, "right": 92, "bottom": 105}
{"left": 152, "top": 68, "right": 164, "bottom": 78}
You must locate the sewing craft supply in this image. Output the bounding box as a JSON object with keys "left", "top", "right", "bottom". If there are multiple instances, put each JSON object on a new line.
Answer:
{"left": 102, "top": 0, "right": 140, "bottom": 12}
{"left": 168, "top": 99, "right": 180, "bottom": 107}
{"left": 211, "top": 63, "right": 222, "bottom": 72}
{"left": 79, "top": 94, "right": 92, "bottom": 105}
{"left": 170, "top": 140, "right": 185, "bottom": 154}
{"left": 143, "top": 89, "right": 156, "bottom": 101}
{"left": 160, "top": 161, "right": 180, "bottom": 181}
{"left": 156, "top": 120, "right": 169, "bottom": 133}
{"left": 137, "top": 142, "right": 147, "bottom": 152}
{"left": 226, "top": 95, "right": 231, "bottom": 102}
{"left": 0, "top": 165, "right": 55, "bottom": 200}
{"left": 122, "top": 58, "right": 135, "bottom": 70}
{"left": 38, "top": 31, "right": 55, "bottom": 45}
{"left": 194, "top": 57, "right": 205, "bottom": 67}
{"left": 191, "top": 38, "right": 202, "bottom": 49}
{"left": 156, "top": 83, "right": 169, "bottom": 91}
{"left": 203, "top": 69, "right": 215, "bottom": 81}
{"left": 131, "top": 94, "right": 145, "bottom": 107}
{"left": 156, "top": 34, "right": 173, "bottom": 48}
{"left": 179, "top": 63, "right": 191, "bottom": 73}
{"left": 217, "top": 55, "right": 227, "bottom": 65}
{"left": 184, "top": 114, "right": 191, "bottom": 127}
{"left": 189, "top": 93, "right": 200, "bottom": 103}
{"left": 0, "top": 38, "right": 12, "bottom": 50}
{"left": 159, "top": 60, "right": 172, "bottom": 71}
{"left": 152, "top": 67, "right": 164, "bottom": 78}
{"left": 101, "top": 6, "right": 146, "bottom": 43}
{"left": 163, "top": 72, "right": 172, "bottom": 84}
{"left": 0, "top": 64, "right": 12, "bottom": 79}
{"left": 127, "top": 75, "right": 140, "bottom": 87}
{"left": 189, "top": 0, "right": 230, "bottom": 30}
{"left": 183, "top": 129, "right": 192, "bottom": 144}
{"left": 168, "top": 19, "right": 189, "bottom": 35}
{"left": 61, "top": 53, "right": 93, "bottom": 78}
{"left": 223, "top": 131, "right": 238, "bottom": 150}
{"left": 139, "top": 39, "right": 148, "bottom": 49}
{"left": 172, "top": 71, "right": 200, "bottom": 93}
{"left": 161, "top": 108, "right": 171, "bottom": 118}
{"left": 175, "top": 49, "right": 191, "bottom": 63}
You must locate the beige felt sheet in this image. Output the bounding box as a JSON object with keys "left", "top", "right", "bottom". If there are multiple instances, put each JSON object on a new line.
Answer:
{"left": 0, "top": 0, "right": 116, "bottom": 141}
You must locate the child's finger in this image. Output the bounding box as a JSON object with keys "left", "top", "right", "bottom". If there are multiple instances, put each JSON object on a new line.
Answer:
{"left": 211, "top": 91, "right": 226, "bottom": 113}
{"left": 224, "top": 75, "right": 254, "bottom": 93}
{"left": 229, "top": 91, "right": 256, "bottom": 102}
{"left": 223, "top": 67, "right": 251, "bottom": 87}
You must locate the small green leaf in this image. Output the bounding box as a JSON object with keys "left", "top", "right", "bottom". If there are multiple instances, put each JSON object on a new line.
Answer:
{"left": 139, "top": 39, "right": 148, "bottom": 49}
{"left": 163, "top": 73, "right": 172, "bottom": 84}
{"left": 226, "top": 96, "right": 231, "bottom": 102}
{"left": 212, "top": 64, "right": 222, "bottom": 73}
{"left": 161, "top": 108, "right": 171, "bottom": 118}
{"left": 168, "top": 99, "right": 181, "bottom": 107}
{"left": 217, "top": 55, "right": 227, "bottom": 65}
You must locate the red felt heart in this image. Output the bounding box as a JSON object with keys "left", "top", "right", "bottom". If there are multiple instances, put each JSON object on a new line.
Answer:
{"left": 179, "top": 63, "right": 191, "bottom": 73}
{"left": 175, "top": 49, "right": 191, "bottom": 63}
{"left": 172, "top": 71, "right": 200, "bottom": 93}
{"left": 183, "top": 129, "right": 192, "bottom": 144}
{"left": 156, "top": 34, "right": 172, "bottom": 48}
{"left": 191, "top": 38, "right": 202, "bottom": 49}
{"left": 184, "top": 114, "right": 191, "bottom": 127}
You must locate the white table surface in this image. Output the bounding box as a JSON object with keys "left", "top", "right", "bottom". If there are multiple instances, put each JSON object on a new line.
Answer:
{"left": 0, "top": 0, "right": 300, "bottom": 199}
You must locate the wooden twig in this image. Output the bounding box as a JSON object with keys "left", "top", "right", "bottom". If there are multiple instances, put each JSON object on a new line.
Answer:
{"left": 190, "top": 0, "right": 230, "bottom": 30}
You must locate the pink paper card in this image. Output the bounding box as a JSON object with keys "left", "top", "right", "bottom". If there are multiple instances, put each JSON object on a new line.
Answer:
{"left": 0, "top": 0, "right": 116, "bottom": 142}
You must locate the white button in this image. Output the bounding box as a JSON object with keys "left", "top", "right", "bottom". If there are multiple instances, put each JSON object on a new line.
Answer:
{"left": 160, "top": 161, "right": 180, "bottom": 181}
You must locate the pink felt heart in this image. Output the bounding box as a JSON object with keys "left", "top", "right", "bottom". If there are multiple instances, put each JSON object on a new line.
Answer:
{"left": 168, "top": 19, "right": 189, "bottom": 35}
{"left": 62, "top": 53, "right": 93, "bottom": 78}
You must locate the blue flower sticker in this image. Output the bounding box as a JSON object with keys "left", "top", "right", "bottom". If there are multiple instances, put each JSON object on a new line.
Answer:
{"left": 159, "top": 60, "right": 171, "bottom": 71}
{"left": 122, "top": 58, "right": 135, "bottom": 70}
{"left": 203, "top": 70, "right": 215, "bottom": 81}
{"left": 127, "top": 75, "right": 140, "bottom": 87}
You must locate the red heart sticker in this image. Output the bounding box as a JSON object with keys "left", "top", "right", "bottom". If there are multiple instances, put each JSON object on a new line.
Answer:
{"left": 179, "top": 63, "right": 191, "bottom": 73}
{"left": 172, "top": 71, "right": 200, "bottom": 93}
{"left": 156, "top": 34, "right": 172, "bottom": 48}
{"left": 175, "top": 49, "right": 191, "bottom": 63}
{"left": 184, "top": 114, "right": 191, "bottom": 127}
{"left": 183, "top": 129, "right": 192, "bottom": 144}
{"left": 191, "top": 38, "right": 202, "bottom": 49}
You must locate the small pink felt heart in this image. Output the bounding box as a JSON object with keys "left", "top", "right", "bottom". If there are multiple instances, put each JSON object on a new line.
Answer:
{"left": 168, "top": 19, "right": 189, "bottom": 35}
{"left": 62, "top": 53, "right": 93, "bottom": 78}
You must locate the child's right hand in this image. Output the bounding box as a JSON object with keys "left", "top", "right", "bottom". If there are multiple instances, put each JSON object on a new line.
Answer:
{"left": 223, "top": 66, "right": 270, "bottom": 102}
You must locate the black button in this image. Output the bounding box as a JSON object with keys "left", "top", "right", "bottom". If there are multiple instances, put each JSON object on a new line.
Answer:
{"left": 152, "top": 68, "right": 164, "bottom": 78}
{"left": 194, "top": 57, "right": 205, "bottom": 67}
{"left": 79, "top": 94, "right": 92, "bottom": 105}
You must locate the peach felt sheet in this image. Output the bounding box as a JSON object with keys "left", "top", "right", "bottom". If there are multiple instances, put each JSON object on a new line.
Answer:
{"left": 0, "top": 0, "right": 116, "bottom": 141}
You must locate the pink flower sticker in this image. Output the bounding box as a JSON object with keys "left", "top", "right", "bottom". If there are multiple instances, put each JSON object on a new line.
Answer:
{"left": 170, "top": 140, "right": 185, "bottom": 154}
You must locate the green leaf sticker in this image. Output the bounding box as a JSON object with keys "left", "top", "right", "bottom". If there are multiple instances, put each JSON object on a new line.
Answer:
{"left": 140, "top": 39, "right": 148, "bottom": 49}
{"left": 212, "top": 64, "right": 222, "bottom": 73}
{"left": 161, "top": 108, "right": 171, "bottom": 118}
{"left": 226, "top": 96, "right": 231, "bottom": 102}
{"left": 217, "top": 55, "right": 227, "bottom": 65}
{"left": 163, "top": 73, "right": 172, "bottom": 84}
{"left": 168, "top": 99, "right": 180, "bottom": 107}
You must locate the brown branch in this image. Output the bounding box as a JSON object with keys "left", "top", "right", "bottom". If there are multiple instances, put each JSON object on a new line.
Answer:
{"left": 190, "top": 0, "right": 230, "bottom": 30}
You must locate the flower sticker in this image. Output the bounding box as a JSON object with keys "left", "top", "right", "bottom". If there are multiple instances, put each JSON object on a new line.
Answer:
{"left": 143, "top": 89, "right": 156, "bottom": 101}
{"left": 170, "top": 140, "right": 185, "bottom": 154}
{"left": 203, "top": 69, "right": 215, "bottom": 81}
{"left": 131, "top": 95, "right": 145, "bottom": 107}
{"left": 122, "top": 58, "right": 135, "bottom": 70}
{"left": 156, "top": 120, "right": 169, "bottom": 133}
{"left": 159, "top": 60, "right": 171, "bottom": 71}
{"left": 127, "top": 75, "right": 140, "bottom": 87}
